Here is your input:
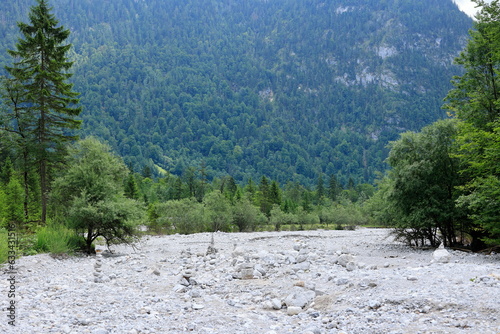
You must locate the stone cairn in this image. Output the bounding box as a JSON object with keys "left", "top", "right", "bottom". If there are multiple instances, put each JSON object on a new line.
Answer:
{"left": 206, "top": 233, "right": 218, "bottom": 256}
{"left": 94, "top": 246, "right": 104, "bottom": 283}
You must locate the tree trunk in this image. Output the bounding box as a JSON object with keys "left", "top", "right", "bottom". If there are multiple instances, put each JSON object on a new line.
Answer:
{"left": 40, "top": 158, "right": 47, "bottom": 224}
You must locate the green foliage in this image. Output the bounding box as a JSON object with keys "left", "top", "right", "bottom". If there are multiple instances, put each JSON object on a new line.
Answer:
{"left": 51, "top": 137, "right": 144, "bottom": 253}
{"left": 3, "top": 0, "right": 81, "bottom": 223}
{"left": 384, "top": 119, "right": 467, "bottom": 247}
{"left": 232, "top": 198, "right": 267, "bottom": 232}
{"left": 124, "top": 173, "right": 140, "bottom": 200}
{"left": 270, "top": 205, "right": 291, "bottom": 231}
{"left": 457, "top": 174, "right": 500, "bottom": 246}
{"left": 0, "top": 229, "right": 8, "bottom": 264}
{"left": 153, "top": 198, "right": 205, "bottom": 235}
{"left": 204, "top": 191, "right": 232, "bottom": 232}
{"left": 444, "top": 0, "right": 500, "bottom": 247}
{"left": 5, "top": 174, "right": 24, "bottom": 224}
{"left": 296, "top": 208, "right": 320, "bottom": 230}
{"left": 363, "top": 176, "right": 397, "bottom": 227}
{"left": 0, "top": 0, "right": 472, "bottom": 187}
{"left": 318, "top": 202, "right": 367, "bottom": 229}
{"left": 34, "top": 223, "right": 76, "bottom": 255}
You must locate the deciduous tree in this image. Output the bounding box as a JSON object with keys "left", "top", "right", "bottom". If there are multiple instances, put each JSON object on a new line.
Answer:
{"left": 386, "top": 120, "right": 467, "bottom": 247}
{"left": 51, "top": 138, "right": 143, "bottom": 253}
{"left": 445, "top": 0, "right": 500, "bottom": 246}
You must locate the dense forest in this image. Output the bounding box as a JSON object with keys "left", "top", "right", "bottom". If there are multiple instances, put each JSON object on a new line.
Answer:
{"left": 0, "top": 0, "right": 473, "bottom": 186}
{"left": 1, "top": 0, "right": 498, "bottom": 263}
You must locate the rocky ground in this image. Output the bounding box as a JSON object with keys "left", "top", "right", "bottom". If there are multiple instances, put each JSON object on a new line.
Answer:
{"left": 1, "top": 228, "right": 499, "bottom": 334}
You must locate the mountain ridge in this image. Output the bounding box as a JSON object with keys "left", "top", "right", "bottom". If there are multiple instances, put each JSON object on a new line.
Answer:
{"left": 0, "top": 0, "right": 473, "bottom": 186}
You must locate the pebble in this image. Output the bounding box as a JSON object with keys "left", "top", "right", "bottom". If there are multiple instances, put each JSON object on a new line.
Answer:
{"left": 286, "top": 306, "right": 303, "bottom": 316}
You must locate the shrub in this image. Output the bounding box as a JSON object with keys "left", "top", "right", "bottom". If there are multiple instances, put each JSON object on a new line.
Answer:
{"left": 0, "top": 229, "right": 7, "bottom": 264}
{"left": 204, "top": 192, "right": 232, "bottom": 232}
{"left": 34, "top": 224, "right": 77, "bottom": 255}
{"left": 155, "top": 198, "right": 205, "bottom": 234}
{"left": 232, "top": 198, "right": 267, "bottom": 232}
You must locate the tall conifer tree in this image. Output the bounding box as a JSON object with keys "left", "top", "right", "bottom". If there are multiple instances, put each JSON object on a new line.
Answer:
{"left": 4, "top": 0, "right": 81, "bottom": 223}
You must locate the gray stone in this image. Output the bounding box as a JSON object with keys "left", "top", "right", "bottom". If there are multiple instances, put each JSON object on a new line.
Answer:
{"left": 296, "top": 254, "right": 308, "bottom": 263}
{"left": 92, "top": 329, "right": 109, "bottom": 334}
{"left": 284, "top": 287, "right": 316, "bottom": 309}
{"left": 338, "top": 254, "right": 355, "bottom": 267}
{"left": 173, "top": 284, "right": 187, "bottom": 293}
{"left": 345, "top": 261, "right": 357, "bottom": 271}
{"left": 336, "top": 278, "right": 349, "bottom": 285}
{"left": 367, "top": 300, "right": 381, "bottom": 309}
{"left": 292, "top": 261, "right": 310, "bottom": 272}
{"left": 241, "top": 268, "right": 254, "bottom": 279}
{"left": 254, "top": 263, "right": 267, "bottom": 276}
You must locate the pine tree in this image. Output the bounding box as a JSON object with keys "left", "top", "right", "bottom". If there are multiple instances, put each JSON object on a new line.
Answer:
{"left": 316, "top": 174, "right": 325, "bottom": 202}
{"left": 173, "top": 177, "right": 183, "bottom": 200}
{"left": 124, "top": 174, "right": 140, "bottom": 200}
{"left": 197, "top": 161, "right": 208, "bottom": 202}
{"left": 5, "top": 0, "right": 81, "bottom": 223}
{"left": 269, "top": 180, "right": 282, "bottom": 206}
{"left": 258, "top": 176, "right": 271, "bottom": 217}
{"left": 328, "top": 174, "right": 339, "bottom": 201}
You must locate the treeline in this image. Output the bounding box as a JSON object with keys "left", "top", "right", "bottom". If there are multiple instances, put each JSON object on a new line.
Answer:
{"left": 0, "top": 134, "right": 376, "bottom": 258}
{"left": 126, "top": 165, "right": 374, "bottom": 235}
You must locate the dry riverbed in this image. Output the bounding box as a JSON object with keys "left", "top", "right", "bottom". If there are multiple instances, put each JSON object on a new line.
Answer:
{"left": 1, "top": 228, "right": 499, "bottom": 333}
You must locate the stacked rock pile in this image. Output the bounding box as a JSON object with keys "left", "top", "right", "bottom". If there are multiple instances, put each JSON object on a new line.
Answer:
{"left": 93, "top": 246, "right": 104, "bottom": 283}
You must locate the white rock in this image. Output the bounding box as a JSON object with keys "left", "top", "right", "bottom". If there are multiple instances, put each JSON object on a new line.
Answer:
{"left": 292, "top": 261, "right": 310, "bottom": 272}
{"left": 271, "top": 298, "right": 282, "bottom": 310}
{"left": 433, "top": 243, "right": 451, "bottom": 263}
{"left": 192, "top": 303, "right": 205, "bottom": 310}
{"left": 173, "top": 284, "right": 187, "bottom": 293}
{"left": 284, "top": 287, "right": 316, "bottom": 308}
{"left": 287, "top": 306, "right": 302, "bottom": 315}
{"left": 367, "top": 300, "right": 381, "bottom": 309}
{"left": 262, "top": 300, "right": 274, "bottom": 310}
{"left": 93, "top": 329, "right": 109, "bottom": 334}
{"left": 254, "top": 263, "right": 267, "bottom": 276}
{"left": 338, "top": 254, "right": 355, "bottom": 267}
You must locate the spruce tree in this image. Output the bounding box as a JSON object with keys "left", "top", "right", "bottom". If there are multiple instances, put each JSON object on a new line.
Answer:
{"left": 328, "top": 174, "right": 338, "bottom": 201}
{"left": 5, "top": 0, "right": 81, "bottom": 223}
{"left": 124, "top": 174, "right": 140, "bottom": 200}
{"left": 316, "top": 174, "right": 325, "bottom": 202}
{"left": 269, "top": 180, "right": 282, "bottom": 206}
{"left": 258, "top": 176, "right": 271, "bottom": 217}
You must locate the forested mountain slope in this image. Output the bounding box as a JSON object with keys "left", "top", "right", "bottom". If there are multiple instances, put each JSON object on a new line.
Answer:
{"left": 0, "top": 0, "right": 473, "bottom": 186}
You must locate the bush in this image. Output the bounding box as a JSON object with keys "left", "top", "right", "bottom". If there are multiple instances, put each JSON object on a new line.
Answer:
{"left": 34, "top": 224, "right": 77, "bottom": 255}
{"left": 204, "top": 192, "right": 232, "bottom": 232}
{"left": 0, "top": 229, "right": 7, "bottom": 264}
{"left": 155, "top": 198, "right": 205, "bottom": 234}
{"left": 232, "top": 198, "right": 267, "bottom": 232}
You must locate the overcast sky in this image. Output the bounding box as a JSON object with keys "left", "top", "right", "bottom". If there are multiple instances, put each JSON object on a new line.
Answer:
{"left": 453, "top": 0, "right": 492, "bottom": 17}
